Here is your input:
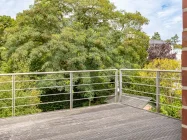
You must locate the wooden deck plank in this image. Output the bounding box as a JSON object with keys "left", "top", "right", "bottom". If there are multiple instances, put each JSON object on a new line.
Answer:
{"left": 0, "top": 103, "right": 181, "bottom": 140}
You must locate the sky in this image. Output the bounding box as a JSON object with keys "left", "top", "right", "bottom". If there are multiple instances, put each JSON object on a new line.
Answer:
{"left": 0, "top": 0, "right": 182, "bottom": 42}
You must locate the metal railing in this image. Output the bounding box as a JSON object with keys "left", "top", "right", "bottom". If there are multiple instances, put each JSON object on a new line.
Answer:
{"left": 120, "top": 69, "right": 182, "bottom": 118}
{"left": 0, "top": 69, "right": 182, "bottom": 118}
{"left": 0, "top": 69, "right": 118, "bottom": 117}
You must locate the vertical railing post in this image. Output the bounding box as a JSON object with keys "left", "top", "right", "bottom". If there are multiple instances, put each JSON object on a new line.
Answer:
{"left": 119, "top": 70, "right": 123, "bottom": 102}
{"left": 70, "top": 72, "right": 73, "bottom": 109}
{"left": 115, "top": 70, "right": 118, "bottom": 103}
{"left": 156, "top": 71, "right": 160, "bottom": 113}
{"left": 12, "top": 75, "right": 15, "bottom": 117}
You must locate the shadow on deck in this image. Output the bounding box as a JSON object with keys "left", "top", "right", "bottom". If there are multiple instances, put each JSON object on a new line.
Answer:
{"left": 0, "top": 103, "right": 181, "bottom": 140}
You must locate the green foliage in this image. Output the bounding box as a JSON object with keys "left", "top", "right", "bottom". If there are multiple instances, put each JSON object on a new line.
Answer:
{"left": 165, "top": 39, "right": 171, "bottom": 43}
{"left": 0, "top": 0, "right": 150, "bottom": 117}
{"left": 1, "top": 0, "right": 149, "bottom": 73}
{"left": 0, "top": 16, "right": 16, "bottom": 46}
{"left": 174, "top": 44, "right": 182, "bottom": 49}
{"left": 143, "top": 59, "right": 181, "bottom": 118}
{"left": 151, "top": 32, "right": 161, "bottom": 40}
{"left": 166, "top": 34, "right": 181, "bottom": 49}
{"left": 0, "top": 16, "right": 16, "bottom": 68}
{"left": 0, "top": 76, "right": 41, "bottom": 117}
{"left": 171, "top": 34, "right": 179, "bottom": 45}
{"left": 144, "top": 59, "right": 180, "bottom": 70}
{"left": 124, "top": 59, "right": 181, "bottom": 118}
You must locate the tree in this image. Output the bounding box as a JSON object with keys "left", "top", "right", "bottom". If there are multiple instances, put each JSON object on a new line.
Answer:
{"left": 165, "top": 34, "right": 181, "bottom": 49}
{"left": 0, "top": 76, "right": 41, "bottom": 117}
{"left": 165, "top": 39, "right": 171, "bottom": 43}
{"left": 0, "top": 0, "right": 150, "bottom": 116}
{"left": 0, "top": 16, "right": 16, "bottom": 69}
{"left": 148, "top": 43, "right": 176, "bottom": 60}
{"left": 170, "top": 34, "right": 181, "bottom": 49}
{"left": 141, "top": 59, "right": 181, "bottom": 118}
{"left": 0, "top": 16, "right": 15, "bottom": 46}
{"left": 124, "top": 59, "right": 181, "bottom": 118}
{"left": 174, "top": 44, "right": 182, "bottom": 49}
{"left": 151, "top": 32, "right": 161, "bottom": 40}
{"left": 171, "top": 34, "right": 179, "bottom": 45}
{"left": 1, "top": 0, "right": 149, "bottom": 72}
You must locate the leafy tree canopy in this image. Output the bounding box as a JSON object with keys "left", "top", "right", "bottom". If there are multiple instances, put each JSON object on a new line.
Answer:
{"left": 174, "top": 44, "right": 182, "bottom": 49}
{"left": 0, "top": 16, "right": 16, "bottom": 46}
{"left": 142, "top": 59, "right": 181, "bottom": 118}
{"left": 151, "top": 32, "right": 161, "bottom": 40}
{"left": 148, "top": 43, "right": 176, "bottom": 60}
{"left": 170, "top": 34, "right": 179, "bottom": 45}
{"left": 1, "top": 0, "right": 149, "bottom": 73}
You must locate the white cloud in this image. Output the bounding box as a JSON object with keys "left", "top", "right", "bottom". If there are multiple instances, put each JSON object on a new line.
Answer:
{"left": 157, "top": 8, "right": 178, "bottom": 18}
{"left": 0, "top": 0, "right": 34, "bottom": 18}
{"left": 110, "top": 0, "right": 182, "bottom": 42}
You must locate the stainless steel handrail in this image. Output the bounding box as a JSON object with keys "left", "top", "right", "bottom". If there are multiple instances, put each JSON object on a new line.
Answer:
{"left": 0, "top": 69, "right": 182, "bottom": 118}
{"left": 0, "top": 69, "right": 117, "bottom": 76}
{"left": 0, "top": 69, "right": 118, "bottom": 117}
{"left": 120, "top": 69, "right": 182, "bottom": 118}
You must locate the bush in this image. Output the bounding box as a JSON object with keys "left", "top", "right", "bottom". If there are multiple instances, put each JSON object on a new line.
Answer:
{"left": 123, "top": 59, "right": 181, "bottom": 118}
{"left": 0, "top": 75, "right": 41, "bottom": 117}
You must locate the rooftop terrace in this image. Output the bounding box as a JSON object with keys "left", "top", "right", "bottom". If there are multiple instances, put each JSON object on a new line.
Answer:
{"left": 0, "top": 103, "right": 181, "bottom": 140}
{"left": 0, "top": 69, "right": 182, "bottom": 139}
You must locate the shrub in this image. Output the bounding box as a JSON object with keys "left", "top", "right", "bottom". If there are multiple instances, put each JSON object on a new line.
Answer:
{"left": 123, "top": 59, "right": 181, "bottom": 118}
{"left": 0, "top": 75, "right": 41, "bottom": 118}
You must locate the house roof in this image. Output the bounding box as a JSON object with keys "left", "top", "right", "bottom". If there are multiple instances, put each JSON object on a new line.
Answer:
{"left": 149, "top": 40, "right": 166, "bottom": 45}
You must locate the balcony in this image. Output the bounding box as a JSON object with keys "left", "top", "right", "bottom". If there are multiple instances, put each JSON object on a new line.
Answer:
{"left": 0, "top": 69, "right": 182, "bottom": 140}
{"left": 0, "top": 103, "right": 181, "bottom": 140}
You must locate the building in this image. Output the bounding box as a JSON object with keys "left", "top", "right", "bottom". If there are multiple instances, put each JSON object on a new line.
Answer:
{"left": 149, "top": 39, "right": 166, "bottom": 46}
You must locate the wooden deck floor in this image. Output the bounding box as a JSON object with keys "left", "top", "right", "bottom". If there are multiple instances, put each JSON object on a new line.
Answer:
{"left": 0, "top": 103, "right": 181, "bottom": 140}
